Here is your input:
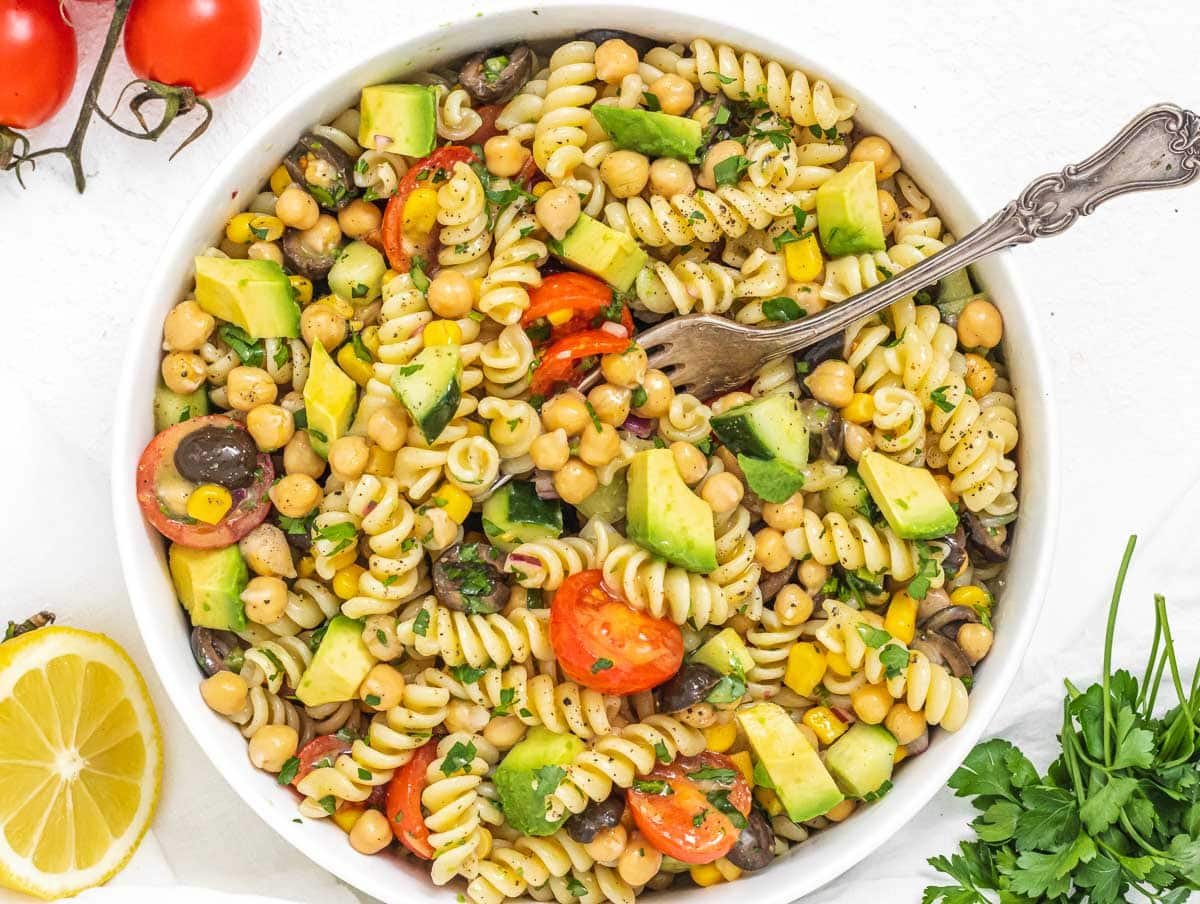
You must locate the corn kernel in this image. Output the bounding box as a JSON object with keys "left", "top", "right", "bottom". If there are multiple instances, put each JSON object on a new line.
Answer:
{"left": 402, "top": 187, "right": 440, "bottom": 241}
{"left": 703, "top": 721, "right": 737, "bottom": 753}
{"left": 951, "top": 585, "right": 992, "bottom": 611}
{"left": 728, "top": 751, "right": 753, "bottom": 783}
{"left": 754, "top": 787, "right": 783, "bottom": 816}
{"left": 714, "top": 859, "right": 742, "bottom": 882}
{"left": 361, "top": 325, "right": 382, "bottom": 356}
{"left": 547, "top": 308, "right": 574, "bottom": 326}
{"left": 894, "top": 745, "right": 908, "bottom": 764}
{"left": 464, "top": 421, "right": 486, "bottom": 437}
{"left": 333, "top": 564, "right": 366, "bottom": 600}
{"left": 784, "top": 234, "right": 823, "bottom": 282}
{"left": 289, "top": 275, "right": 313, "bottom": 305}
{"left": 784, "top": 642, "right": 827, "bottom": 697}
{"left": 365, "top": 445, "right": 397, "bottom": 477}
{"left": 432, "top": 483, "right": 472, "bottom": 524}
{"left": 803, "top": 706, "right": 847, "bottom": 745}
{"left": 841, "top": 392, "right": 875, "bottom": 425}
{"left": 423, "top": 320, "right": 463, "bottom": 346}
{"left": 824, "top": 650, "right": 852, "bottom": 678}
{"left": 469, "top": 277, "right": 484, "bottom": 301}
{"left": 320, "top": 294, "right": 354, "bottom": 319}
{"left": 689, "top": 864, "right": 724, "bottom": 887}
{"left": 270, "top": 165, "right": 293, "bottom": 196}
{"left": 381, "top": 268, "right": 400, "bottom": 287}
{"left": 186, "top": 484, "right": 232, "bottom": 525}
{"left": 227, "top": 212, "right": 284, "bottom": 244}
{"left": 297, "top": 556, "right": 316, "bottom": 578}
{"left": 884, "top": 591, "right": 918, "bottom": 644}
{"left": 332, "top": 804, "right": 364, "bottom": 833}
{"left": 532, "top": 181, "right": 553, "bottom": 198}
{"left": 337, "top": 343, "right": 374, "bottom": 387}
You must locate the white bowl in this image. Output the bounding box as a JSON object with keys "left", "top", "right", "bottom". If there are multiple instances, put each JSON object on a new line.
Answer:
{"left": 113, "top": 4, "right": 1060, "bottom": 901}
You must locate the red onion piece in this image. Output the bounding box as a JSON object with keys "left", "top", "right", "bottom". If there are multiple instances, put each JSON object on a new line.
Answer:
{"left": 621, "top": 415, "right": 655, "bottom": 438}
{"left": 507, "top": 552, "right": 541, "bottom": 567}
{"left": 373, "top": 134, "right": 390, "bottom": 150}
{"left": 534, "top": 470, "right": 559, "bottom": 499}
{"left": 600, "top": 321, "right": 628, "bottom": 338}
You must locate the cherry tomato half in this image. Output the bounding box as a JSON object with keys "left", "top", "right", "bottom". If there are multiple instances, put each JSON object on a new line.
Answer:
{"left": 292, "top": 735, "right": 352, "bottom": 786}
{"left": 529, "top": 330, "right": 632, "bottom": 398}
{"left": 522, "top": 272, "right": 634, "bottom": 343}
{"left": 550, "top": 570, "right": 683, "bottom": 694}
{"left": 381, "top": 145, "right": 477, "bottom": 273}
{"left": 386, "top": 739, "right": 439, "bottom": 859}
{"left": 0, "top": 0, "right": 78, "bottom": 129}
{"left": 465, "top": 104, "right": 503, "bottom": 145}
{"left": 123, "top": 0, "right": 261, "bottom": 98}
{"left": 135, "top": 414, "right": 273, "bottom": 548}
{"left": 627, "top": 752, "right": 752, "bottom": 864}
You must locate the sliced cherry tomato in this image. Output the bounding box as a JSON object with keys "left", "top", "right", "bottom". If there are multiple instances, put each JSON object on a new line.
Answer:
{"left": 627, "top": 752, "right": 752, "bottom": 864}
{"left": 550, "top": 570, "right": 683, "bottom": 694}
{"left": 381, "top": 145, "right": 477, "bottom": 272}
{"left": 465, "top": 104, "right": 504, "bottom": 145}
{"left": 386, "top": 739, "right": 439, "bottom": 859}
{"left": 516, "top": 155, "right": 540, "bottom": 189}
{"left": 135, "top": 414, "right": 273, "bottom": 548}
{"left": 0, "top": 0, "right": 78, "bottom": 129}
{"left": 530, "top": 330, "right": 632, "bottom": 398}
{"left": 292, "top": 734, "right": 352, "bottom": 786}
{"left": 522, "top": 273, "right": 634, "bottom": 342}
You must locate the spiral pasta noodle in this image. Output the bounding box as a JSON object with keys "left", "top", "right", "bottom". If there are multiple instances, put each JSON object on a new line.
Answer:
{"left": 602, "top": 543, "right": 730, "bottom": 629}
{"left": 745, "top": 607, "right": 805, "bottom": 699}
{"left": 782, "top": 508, "right": 923, "bottom": 581}
{"left": 393, "top": 595, "right": 555, "bottom": 669}
{"left": 341, "top": 475, "right": 429, "bottom": 618}
{"left": 445, "top": 435, "right": 503, "bottom": 498}
{"left": 634, "top": 257, "right": 737, "bottom": 316}
{"left": 708, "top": 506, "right": 761, "bottom": 609}
{"left": 504, "top": 517, "right": 622, "bottom": 590}
{"left": 424, "top": 733, "right": 503, "bottom": 885}
{"left": 532, "top": 41, "right": 598, "bottom": 192}
{"left": 437, "top": 162, "right": 493, "bottom": 278}
{"left": 238, "top": 634, "right": 312, "bottom": 694}
{"left": 655, "top": 394, "right": 712, "bottom": 444}
{"left": 478, "top": 396, "right": 541, "bottom": 472}
{"left": 478, "top": 206, "right": 547, "bottom": 326}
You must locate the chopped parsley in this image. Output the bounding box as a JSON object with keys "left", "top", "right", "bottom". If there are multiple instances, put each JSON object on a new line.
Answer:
{"left": 277, "top": 757, "right": 300, "bottom": 785}
{"left": 318, "top": 795, "right": 337, "bottom": 816}
{"left": 642, "top": 91, "right": 662, "bottom": 112}
{"left": 930, "top": 386, "right": 956, "bottom": 413}
{"left": 450, "top": 664, "right": 488, "bottom": 684}
{"left": 688, "top": 766, "right": 737, "bottom": 784}
{"left": 761, "top": 296, "right": 806, "bottom": 322}
{"left": 492, "top": 686, "right": 517, "bottom": 716}
{"left": 218, "top": 324, "right": 264, "bottom": 368}
{"left": 705, "top": 789, "right": 747, "bottom": 829}
{"left": 314, "top": 520, "right": 357, "bottom": 554}
{"left": 631, "top": 385, "right": 648, "bottom": 408}
{"left": 712, "top": 154, "right": 751, "bottom": 186}
{"left": 654, "top": 741, "right": 671, "bottom": 763}
{"left": 413, "top": 608, "right": 431, "bottom": 636}
{"left": 855, "top": 623, "right": 892, "bottom": 649}
{"left": 878, "top": 643, "right": 911, "bottom": 679}
{"left": 633, "top": 779, "right": 672, "bottom": 795}
{"left": 590, "top": 658, "right": 614, "bottom": 674}
{"left": 441, "top": 740, "right": 477, "bottom": 776}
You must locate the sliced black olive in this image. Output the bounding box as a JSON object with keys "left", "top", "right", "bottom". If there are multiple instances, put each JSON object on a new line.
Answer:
{"left": 284, "top": 132, "right": 359, "bottom": 210}
{"left": 575, "top": 29, "right": 657, "bottom": 54}
{"left": 656, "top": 662, "right": 721, "bottom": 713}
{"left": 798, "top": 399, "right": 842, "bottom": 462}
{"left": 726, "top": 809, "right": 774, "bottom": 871}
{"left": 799, "top": 333, "right": 843, "bottom": 372}
{"left": 459, "top": 46, "right": 534, "bottom": 105}
{"left": 913, "top": 632, "right": 973, "bottom": 680}
{"left": 759, "top": 566, "right": 793, "bottom": 605}
{"left": 281, "top": 228, "right": 338, "bottom": 281}
{"left": 564, "top": 796, "right": 625, "bottom": 843}
{"left": 963, "top": 510, "right": 1010, "bottom": 563}
{"left": 915, "top": 586, "right": 952, "bottom": 624}
{"left": 174, "top": 425, "right": 260, "bottom": 489}
{"left": 921, "top": 605, "right": 981, "bottom": 639}
{"left": 275, "top": 511, "right": 313, "bottom": 553}
{"left": 190, "top": 627, "right": 242, "bottom": 677}
{"left": 939, "top": 523, "right": 968, "bottom": 577}
{"left": 432, "top": 543, "right": 510, "bottom": 615}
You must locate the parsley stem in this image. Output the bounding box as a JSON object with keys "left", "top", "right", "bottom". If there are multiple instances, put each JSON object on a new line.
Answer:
{"left": 1118, "top": 809, "right": 1167, "bottom": 858}
{"left": 1153, "top": 594, "right": 1188, "bottom": 713}
{"left": 1138, "top": 601, "right": 1163, "bottom": 716}
{"left": 1059, "top": 699, "right": 1087, "bottom": 805}
{"left": 1101, "top": 535, "right": 1138, "bottom": 767}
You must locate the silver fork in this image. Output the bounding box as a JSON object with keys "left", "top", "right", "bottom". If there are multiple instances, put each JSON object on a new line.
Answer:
{"left": 587, "top": 103, "right": 1200, "bottom": 400}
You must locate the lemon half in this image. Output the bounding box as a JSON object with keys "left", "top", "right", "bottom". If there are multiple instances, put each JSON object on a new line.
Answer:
{"left": 0, "top": 627, "right": 162, "bottom": 900}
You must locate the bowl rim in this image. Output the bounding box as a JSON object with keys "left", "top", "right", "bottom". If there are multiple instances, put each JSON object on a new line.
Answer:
{"left": 112, "top": 3, "right": 1061, "bottom": 901}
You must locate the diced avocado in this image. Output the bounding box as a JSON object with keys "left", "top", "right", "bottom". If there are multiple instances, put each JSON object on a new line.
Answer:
{"left": 153, "top": 381, "right": 208, "bottom": 432}
{"left": 482, "top": 481, "right": 563, "bottom": 552}
{"left": 816, "top": 161, "right": 886, "bottom": 257}
{"left": 936, "top": 268, "right": 975, "bottom": 311}
{"left": 168, "top": 543, "right": 247, "bottom": 632}
{"left": 357, "top": 84, "right": 437, "bottom": 157}
{"left": 859, "top": 450, "right": 958, "bottom": 540}
{"left": 328, "top": 241, "right": 387, "bottom": 304}
{"left": 693, "top": 628, "right": 755, "bottom": 677}
{"left": 940, "top": 291, "right": 988, "bottom": 320}
{"left": 820, "top": 472, "right": 870, "bottom": 520}
{"left": 303, "top": 341, "right": 358, "bottom": 458}
{"left": 390, "top": 344, "right": 462, "bottom": 444}
{"left": 710, "top": 394, "right": 809, "bottom": 471}
{"left": 295, "top": 615, "right": 376, "bottom": 707}
{"left": 737, "top": 702, "right": 844, "bottom": 822}
{"left": 590, "top": 105, "right": 703, "bottom": 162}
{"left": 493, "top": 727, "right": 585, "bottom": 836}
{"left": 193, "top": 256, "right": 300, "bottom": 339}
{"left": 626, "top": 449, "right": 716, "bottom": 573}
{"left": 824, "top": 723, "right": 898, "bottom": 798}
{"left": 553, "top": 214, "right": 648, "bottom": 293}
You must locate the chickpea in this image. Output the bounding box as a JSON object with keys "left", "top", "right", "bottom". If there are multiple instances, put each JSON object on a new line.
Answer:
{"left": 270, "top": 473, "right": 322, "bottom": 518}
{"left": 445, "top": 700, "right": 490, "bottom": 735}
{"left": 884, "top": 703, "right": 927, "bottom": 745}
{"left": 850, "top": 684, "right": 894, "bottom": 725}
{"left": 775, "top": 584, "right": 814, "bottom": 626}
{"left": 701, "top": 471, "right": 743, "bottom": 513}
{"left": 932, "top": 473, "right": 959, "bottom": 505}
{"left": 484, "top": 134, "right": 531, "bottom": 178}
{"left": 648, "top": 73, "right": 694, "bottom": 116}
{"left": 359, "top": 663, "right": 406, "bottom": 711}
{"left": 600, "top": 150, "right": 650, "bottom": 199}
{"left": 763, "top": 492, "right": 806, "bottom": 530}
{"left": 246, "top": 404, "right": 295, "bottom": 452}
{"left": 710, "top": 390, "right": 753, "bottom": 417}
{"left": 284, "top": 430, "right": 327, "bottom": 479}
{"left": 248, "top": 724, "right": 299, "bottom": 773}
{"left": 427, "top": 269, "right": 474, "bottom": 319}
{"left": 805, "top": 360, "right": 855, "bottom": 408}
{"left": 367, "top": 406, "right": 408, "bottom": 452}
{"left": 535, "top": 186, "right": 582, "bottom": 241}
{"left": 241, "top": 576, "right": 289, "bottom": 625}
{"left": 530, "top": 429, "right": 570, "bottom": 471}
{"left": 275, "top": 185, "right": 320, "bottom": 230}
{"left": 579, "top": 421, "right": 620, "bottom": 467}
{"left": 754, "top": 527, "right": 791, "bottom": 572}
{"left": 348, "top": 808, "right": 393, "bottom": 855}
{"left": 670, "top": 441, "right": 707, "bottom": 485}
{"left": 957, "top": 298, "right": 1003, "bottom": 349}
{"left": 647, "top": 157, "right": 695, "bottom": 198}
{"left": 698, "top": 139, "right": 746, "bottom": 191}
{"left": 247, "top": 241, "right": 284, "bottom": 266}
{"left": 226, "top": 366, "right": 278, "bottom": 411}
{"left": 850, "top": 136, "right": 894, "bottom": 171}
{"left": 541, "top": 391, "right": 591, "bottom": 436}
{"left": 329, "top": 435, "right": 370, "bottom": 481}
{"left": 483, "top": 715, "right": 528, "bottom": 750}
{"left": 824, "top": 798, "right": 857, "bottom": 822}
{"left": 239, "top": 523, "right": 297, "bottom": 578}
{"left": 554, "top": 459, "right": 598, "bottom": 505}
{"left": 338, "top": 199, "right": 382, "bottom": 240}
{"left": 963, "top": 353, "right": 997, "bottom": 397}
{"left": 161, "top": 352, "right": 206, "bottom": 394}
{"left": 587, "top": 383, "right": 632, "bottom": 427}
{"left": 301, "top": 303, "right": 348, "bottom": 351}
{"left": 842, "top": 423, "right": 874, "bottom": 462}
{"left": 957, "top": 623, "right": 994, "bottom": 664}
{"left": 618, "top": 833, "right": 662, "bottom": 887}
{"left": 163, "top": 300, "right": 215, "bottom": 351}
{"left": 299, "top": 214, "right": 342, "bottom": 256}
{"left": 594, "top": 38, "right": 639, "bottom": 84}
{"left": 678, "top": 702, "right": 716, "bottom": 728}
{"left": 600, "top": 346, "right": 648, "bottom": 388}
{"left": 633, "top": 368, "right": 674, "bottom": 418}
{"left": 584, "top": 825, "right": 628, "bottom": 865}
{"left": 200, "top": 670, "right": 249, "bottom": 716}
{"left": 797, "top": 560, "right": 829, "bottom": 595}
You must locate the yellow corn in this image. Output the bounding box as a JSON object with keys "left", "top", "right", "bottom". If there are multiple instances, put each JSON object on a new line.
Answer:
{"left": 728, "top": 751, "right": 753, "bottom": 783}
{"left": 402, "top": 187, "right": 440, "bottom": 241}
{"left": 360, "top": 325, "right": 382, "bottom": 356}
{"left": 841, "top": 392, "right": 876, "bottom": 425}
{"left": 754, "top": 787, "right": 783, "bottom": 816}
{"left": 532, "top": 181, "right": 553, "bottom": 198}
{"left": 784, "top": 642, "right": 827, "bottom": 697}
{"left": 714, "top": 859, "right": 742, "bottom": 882}
{"left": 894, "top": 745, "right": 908, "bottom": 764}
{"left": 547, "top": 308, "right": 574, "bottom": 326}
{"left": 186, "top": 484, "right": 232, "bottom": 525}
{"left": 803, "top": 706, "right": 847, "bottom": 745}
{"left": 270, "top": 165, "right": 293, "bottom": 196}
{"left": 824, "top": 650, "right": 852, "bottom": 678}
{"left": 464, "top": 421, "right": 486, "bottom": 437}
{"left": 432, "top": 483, "right": 472, "bottom": 524}
{"left": 424, "top": 320, "right": 463, "bottom": 346}
{"left": 884, "top": 591, "right": 918, "bottom": 644}
{"left": 337, "top": 344, "right": 374, "bottom": 387}
{"left": 289, "top": 275, "right": 313, "bottom": 305}
{"left": 703, "top": 721, "right": 737, "bottom": 753}
{"left": 320, "top": 294, "right": 355, "bottom": 319}
{"left": 381, "top": 268, "right": 400, "bottom": 287}
{"left": 951, "top": 585, "right": 992, "bottom": 611}
{"left": 365, "top": 445, "right": 397, "bottom": 478}
{"left": 227, "top": 212, "right": 284, "bottom": 244}
{"left": 784, "top": 234, "right": 823, "bottom": 282}
{"left": 333, "top": 564, "right": 366, "bottom": 600}
{"left": 689, "top": 864, "right": 725, "bottom": 887}
{"left": 332, "top": 804, "right": 364, "bottom": 833}
{"left": 297, "top": 556, "right": 317, "bottom": 578}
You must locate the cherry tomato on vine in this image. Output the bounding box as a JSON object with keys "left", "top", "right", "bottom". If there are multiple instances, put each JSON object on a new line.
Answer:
{"left": 123, "top": 0, "right": 261, "bottom": 98}
{"left": 0, "top": 0, "right": 78, "bottom": 129}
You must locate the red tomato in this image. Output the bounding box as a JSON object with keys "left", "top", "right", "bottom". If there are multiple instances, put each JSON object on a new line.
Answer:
{"left": 550, "top": 571, "right": 683, "bottom": 694}
{"left": 123, "top": 0, "right": 260, "bottom": 98}
{"left": 381, "top": 145, "right": 477, "bottom": 273}
{"left": 135, "top": 414, "right": 273, "bottom": 548}
{"left": 386, "top": 740, "right": 439, "bottom": 859}
{"left": 0, "top": 0, "right": 78, "bottom": 129}
{"left": 522, "top": 272, "right": 634, "bottom": 342}
{"left": 627, "top": 752, "right": 752, "bottom": 864}
{"left": 292, "top": 735, "right": 352, "bottom": 786}
{"left": 529, "top": 330, "right": 632, "bottom": 397}
{"left": 465, "top": 104, "right": 503, "bottom": 145}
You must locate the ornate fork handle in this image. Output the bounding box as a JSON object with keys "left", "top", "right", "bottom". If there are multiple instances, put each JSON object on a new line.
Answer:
{"left": 772, "top": 103, "right": 1200, "bottom": 352}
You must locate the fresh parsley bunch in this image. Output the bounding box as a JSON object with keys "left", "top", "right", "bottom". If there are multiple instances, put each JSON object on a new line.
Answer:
{"left": 925, "top": 536, "right": 1200, "bottom": 903}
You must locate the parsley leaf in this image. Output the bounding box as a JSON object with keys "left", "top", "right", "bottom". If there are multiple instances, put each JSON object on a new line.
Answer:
{"left": 440, "top": 740, "right": 477, "bottom": 776}
{"left": 591, "top": 658, "right": 614, "bottom": 674}
{"left": 878, "top": 643, "right": 910, "bottom": 680}
{"left": 761, "top": 296, "right": 806, "bottom": 322}
{"left": 712, "top": 154, "right": 751, "bottom": 186}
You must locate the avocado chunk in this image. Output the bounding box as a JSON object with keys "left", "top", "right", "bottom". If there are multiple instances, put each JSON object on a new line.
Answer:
{"left": 626, "top": 449, "right": 717, "bottom": 573}
{"left": 824, "top": 723, "right": 898, "bottom": 798}
{"left": 820, "top": 472, "right": 870, "bottom": 520}
{"left": 710, "top": 394, "right": 809, "bottom": 471}
{"left": 303, "top": 341, "right": 358, "bottom": 458}
{"left": 153, "top": 381, "right": 208, "bottom": 432}
{"left": 858, "top": 450, "right": 958, "bottom": 540}
{"left": 357, "top": 84, "right": 437, "bottom": 157}
{"left": 169, "top": 543, "right": 247, "bottom": 632}
{"left": 193, "top": 256, "right": 300, "bottom": 339}
{"left": 295, "top": 615, "right": 376, "bottom": 707}
{"left": 574, "top": 468, "right": 628, "bottom": 524}
{"left": 493, "top": 727, "right": 585, "bottom": 836}
{"left": 590, "top": 105, "right": 702, "bottom": 162}
{"left": 936, "top": 268, "right": 975, "bottom": 314}
{"left": 692, "top": 627, "right": 755, "bottom": 677}
{"left": 553, "top": 214, "right": 648, "bottom": 293}
{"left": 737, "top": 702, "right": 844, "bottom": 822}
{"left": 328, "top": 241, "right": 387, "bottom": 305}
{"left": 816, "top": 161, "right": 886, "bottom": 258}
{"left": 390, "top": 344, "right": 462, "bottom": 444}
{"left": 482, "top": 481, "right": 563, "bottom": 552}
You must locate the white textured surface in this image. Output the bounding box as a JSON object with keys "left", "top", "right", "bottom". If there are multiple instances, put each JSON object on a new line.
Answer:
{"left": 2, "top": 0, "right": 1199, "bottom": 901}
